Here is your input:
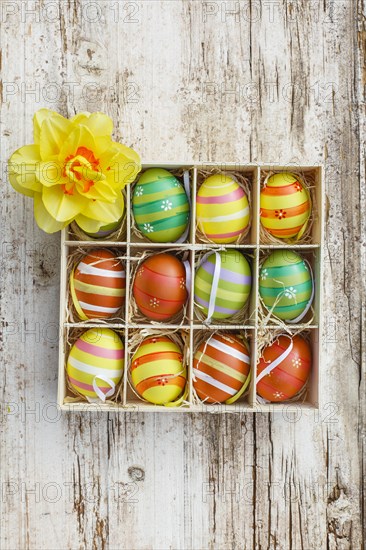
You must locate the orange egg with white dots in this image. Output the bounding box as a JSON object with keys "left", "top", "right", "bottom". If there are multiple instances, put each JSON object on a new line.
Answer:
{"left": 256, "top": 334, "right": 311, "bottom": 402}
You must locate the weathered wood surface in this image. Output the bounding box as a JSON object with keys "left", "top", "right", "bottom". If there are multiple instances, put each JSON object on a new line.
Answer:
{"left": 0, "top": 1, "right": 365, "bottom": 549}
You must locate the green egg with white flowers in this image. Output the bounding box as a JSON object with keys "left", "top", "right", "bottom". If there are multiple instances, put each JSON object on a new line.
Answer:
{"left": 259, "top": 250, "right": 313, "bottom": 321}
{"left": 132, "top": 168, "right": 190, "bottom": 243}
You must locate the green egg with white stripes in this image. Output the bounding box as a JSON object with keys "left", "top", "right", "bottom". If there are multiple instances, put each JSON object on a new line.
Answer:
{"left": 259, "top": 250, "right": 313, "bottom": 321}
{"left": 132, "top": 168, "right": 190, "bottom": 243}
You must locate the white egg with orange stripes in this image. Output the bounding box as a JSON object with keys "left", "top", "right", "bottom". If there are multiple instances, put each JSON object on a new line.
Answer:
{"left": 67, "top": 328, "right": 124, "bottom": 401}
{"left": 193, "top": 333, "right": 251, "bottom": 403}
{"left": 70, "top": 249, "right": 126, "bottom": 320}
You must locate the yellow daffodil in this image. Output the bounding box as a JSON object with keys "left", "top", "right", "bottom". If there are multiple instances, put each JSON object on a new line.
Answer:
{"left": 8, "top": 109, "right": 141, "bottom": 233}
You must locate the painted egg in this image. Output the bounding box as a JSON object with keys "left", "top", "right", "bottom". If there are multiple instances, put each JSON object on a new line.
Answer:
{"left": 80, "top": 216, "right": 123, "bottom": 239}
{"left": 259, "top": 250, "right": 313, "bottom": 321}
{"left": 194, "top": 250, "right": 251, "bottom": 320}
{"left": 70, "top": 249, "right": 126, "bottom": 320}
{"left": 257, "top": 334, "right": 311, "bottom": 402}
{"left": 132, "top": 168, "right": 190, "bottom": 242}
{"left": 196, "top": 174, "right": 250, "bottom": 243}
{"left": 193, "top": 333, "right": 251, "bottom": 403}
{"left": 133, "top": 253, "right": 188, "bottom": 321}
{"left": 260, "top": 172, "right": 311, "bottom": 239}
{"left": 130, "top": 336, "right": 187, "bottom": 404}
{"left": 67, "top": 328, "right": 124, "bottom": 401}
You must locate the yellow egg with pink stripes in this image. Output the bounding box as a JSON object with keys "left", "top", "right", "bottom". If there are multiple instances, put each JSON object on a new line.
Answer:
{"left": 260, "top": 173, "right": 311, "bottom": 239}
{"left": 130, "top": 336, "right": 187, "bottom": 405}
{"left": 67, "top": 328, "right": 124, "bottom": 401}
{"left": 196, "top": 174, "right": 250, "bottom": 243}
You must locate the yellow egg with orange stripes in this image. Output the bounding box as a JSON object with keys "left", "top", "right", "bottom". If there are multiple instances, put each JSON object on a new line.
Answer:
{"left": 196, "top": 174, "right": 250, "bottom": 243}
{"left": 260, "top": 173, "right": 311, "bottom": 239}
{"left": 193, "top": 333, "right": 251, "bottom": 403}
{"left": 130, "top": 336, "right": 187, "bottom": 405}
{"left": 70, "top": 249, "right": 126, "bottom": 320}
{"left": 67, "top": 328, "right": 124, "bottom": 401}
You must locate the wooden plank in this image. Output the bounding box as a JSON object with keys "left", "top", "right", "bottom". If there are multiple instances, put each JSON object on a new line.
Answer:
{"left": 0, "top": 1, "right": 364, "bottom": 549}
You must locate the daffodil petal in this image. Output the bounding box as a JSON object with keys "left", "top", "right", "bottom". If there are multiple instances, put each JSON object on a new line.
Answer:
{"left": 113, "top": 142, "right": 141, "bottom": 166}
{"left": 70, "top": 112, "right": 91, "bottom": 124}
{"left": 83, "top": 112, "right": 114, "bottom": 137}
{"left": 74, "top": 214, "right": 104, "bottom": 233}
{"left": 8, "top": 144, "right": 42, "bottom": 194}
{"left": 104, "top": 155, "right": 141, "bottom": 188}
{"left": 40, "top": 115, "right": 73, "bottom": 160}
{"left": 42, "top": 185, "right": 87, "bottom": 222}
{"left": 79, "top": 180, "right": 118, "bottom": 202}
{"left": 58, "top": 125, "right": 96, "bottom": 163}
{"left": 33, "top": 109, "right": 60, "bottom": 144}
{"left": 82, "top": 192, "right": 124, "bottom": 223}
{"left": 34, "top": 192, "right": 68, "bottom": 233}
{"left": 36, "top": 161, "right": 64, "bottom": 187}
{"left": 8, "top": 172, "right": 35, "bottom": 197}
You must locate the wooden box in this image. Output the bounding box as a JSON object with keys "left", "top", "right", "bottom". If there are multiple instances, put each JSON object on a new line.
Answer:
{"left": 57, "top": 163, "right": 324, "bottom": 412}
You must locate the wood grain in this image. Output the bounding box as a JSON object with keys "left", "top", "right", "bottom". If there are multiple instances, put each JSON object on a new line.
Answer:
{"left": 0, "top": 1, "right": 364, "bottom": 548}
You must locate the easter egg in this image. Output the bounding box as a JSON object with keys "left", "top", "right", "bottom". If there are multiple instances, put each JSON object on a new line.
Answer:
{"left": 132, "top": 168, "right": 190, "bottom": 243}
{"left": 196, "top": 174, "right": 250, "bottom": 243}
{"left": 193, "top": 333, "right": 251, "bottom": 403}
{"left": 81, "top": 216, "right": 123, "bottom": 239}
{"left": 257, "top": 334, "right": 311, "bottom": 402}
{"left": 67, "top": 328, "right": 124, "bottom": 400}
{"left": 260, "top": 172, "right": 311, "bottom": 239}
{"left": 133, "top": 253, "right": 188, "bottom": 321}
{"left": 70, "top": 249, "right": 126, "bottom": 320}
{"left": 259, "top": 250, "right": 313, "bottom": 321}
{"left": 130, "top": 336, "right": 186, "bottom": 404}
{"left": 194, "top": 250, "right": 251, "bottom": 320}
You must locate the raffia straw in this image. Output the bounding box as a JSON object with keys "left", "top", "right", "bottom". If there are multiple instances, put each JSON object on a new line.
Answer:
{"left": 255, "top": 327, "right": 312, "bottom": 405}
{"left": 63, "top": 326, "right": 125, "bottom": 405}
{"left": 128, "top": 247, "right": 191, "bottom": 326}
{"left": 66, "top": 247, "right": 128, "bottom": 324}
{"left": 193, "top": 248, "right": 255, "bottom": 326}
{"left": 257, "top": 249, "right": 315, "bottom": 327}
{"left": 195, "top": 169, "right": 252, "bottom": 245}
{"left": 68, "top": 189, "right": 128, "bottom": 242}
{"left": 130, "top": 167, "right": 193, "bottom": 243}
{"left": 126, "top": 328, "right": 190, "bottom": 408}
{"left": 259, "top": 169, "right": 317, "bottom": 245}
{"left": 190, "top": 329, "right": 251, "bottom": 407}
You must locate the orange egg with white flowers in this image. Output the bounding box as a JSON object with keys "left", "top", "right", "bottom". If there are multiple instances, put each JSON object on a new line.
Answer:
{"left": 132, "top": 253, "right": 188, "bottom": 321}
{"left": 256, "top": 334, "right": 311, "bottom": 402}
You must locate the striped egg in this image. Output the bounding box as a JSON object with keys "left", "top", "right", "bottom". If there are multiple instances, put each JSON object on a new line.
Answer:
{"left": 70, "top": 249, "right": 126, "bottom": 320}
{"left": 193, "top": 333, "right": 251, "bottom": 403}
{"left": 67, "top": 328, "right": 124, "bottom": 401}
{"left": 257, "top": 334, "right": 311, "bottom": 402}
{"left": 133, "top": 253, "right": 188, "bottom": 321}
{"left": 194, "top": 250, "right": 252, "bottom": 320}
{"left": 131, "top": 336, "right": 187, "bottom": 404}
{"left": 260, "top": 172, "right": 311, "bottom": 239}
{"left": 132, "top": 168, "right": 190, "bottom": 243}
{"left": 196, "top": 174, "right": 250, "bottom": 243}
{"left": 259, "top": 250, "right": 313, "bottom": 321}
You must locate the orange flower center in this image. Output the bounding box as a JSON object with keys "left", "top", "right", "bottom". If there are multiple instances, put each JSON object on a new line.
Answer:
{"left": 62, "top": 147, "right": 101, "bottom": 195}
